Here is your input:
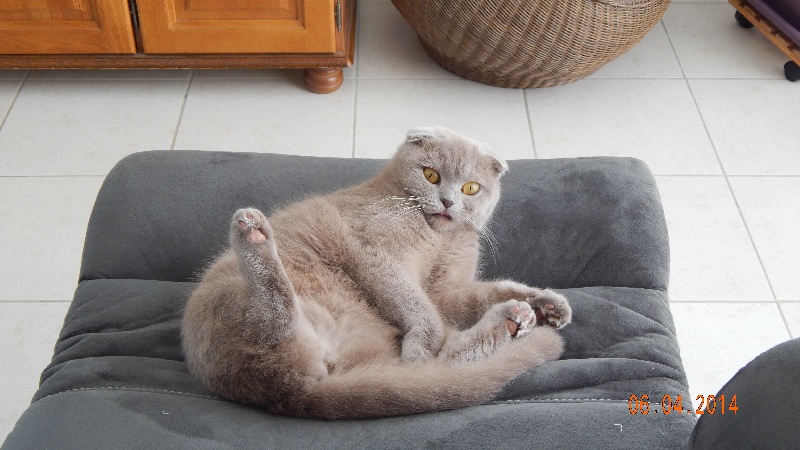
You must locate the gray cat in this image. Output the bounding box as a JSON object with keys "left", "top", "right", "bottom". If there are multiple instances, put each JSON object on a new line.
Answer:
{"left": 182, "top": 126, "right": 572, "bottom": 419}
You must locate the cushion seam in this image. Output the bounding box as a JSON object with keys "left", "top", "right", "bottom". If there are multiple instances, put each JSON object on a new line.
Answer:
{"left": 35, "top": 386, "right": 220, "bottom": 403}
{"left": 37, "top": 387, "right": 654, "bottom": 406}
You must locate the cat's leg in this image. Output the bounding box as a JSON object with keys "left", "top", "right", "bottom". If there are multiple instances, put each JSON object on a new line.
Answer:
{"left": 431, "top": 280, "right": 572, "bottom": 330}
{"left": 230, "top": 208, "right": 298, "bottom": 344}
{"left": 341, "top": 241, "right": 445, "bottom": 362}
{"left": 438, "top": 299, "right": 535, "bottom": 364}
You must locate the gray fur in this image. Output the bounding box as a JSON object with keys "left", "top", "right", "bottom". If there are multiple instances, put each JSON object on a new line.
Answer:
{"left": 182, "top": 127, "right": 572, "bottom": 419}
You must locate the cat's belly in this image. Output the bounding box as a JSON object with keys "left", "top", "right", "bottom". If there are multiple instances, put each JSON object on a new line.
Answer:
{"left": 287, "top": 269, "right": 402, "bottom": 372}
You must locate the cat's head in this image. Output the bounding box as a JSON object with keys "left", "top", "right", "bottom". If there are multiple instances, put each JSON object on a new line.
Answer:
{"left": 389, "top": 126, "right": 508, "bottom": 232}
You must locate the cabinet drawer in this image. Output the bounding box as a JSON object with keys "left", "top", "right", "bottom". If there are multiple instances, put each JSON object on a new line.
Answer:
{"left": 136, "top": 0, "right": 337, "bottom": 54}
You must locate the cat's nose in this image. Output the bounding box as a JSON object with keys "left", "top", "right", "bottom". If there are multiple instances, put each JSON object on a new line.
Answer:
{"left": 440, "top": 198, "right": 454, "bottom": 209}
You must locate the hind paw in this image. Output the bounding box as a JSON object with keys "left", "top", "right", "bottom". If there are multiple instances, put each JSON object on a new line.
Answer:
{"left": 231, "top": 208, "right": 273, "bottom": 246}
{"left": 491, "top": 300, "right": 534, "bottom": 338}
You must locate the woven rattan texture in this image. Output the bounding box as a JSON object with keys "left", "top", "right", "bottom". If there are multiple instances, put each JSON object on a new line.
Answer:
{"left": 392, "top": 0, "right": 671, "bottom": 88}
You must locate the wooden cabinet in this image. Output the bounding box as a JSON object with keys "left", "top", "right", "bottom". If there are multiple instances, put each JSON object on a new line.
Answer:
{"left": 0, "top": 0, "right": 356, "bottom": 93}
{"left": 0, "top": 0, "right": 136, "bottom": 54}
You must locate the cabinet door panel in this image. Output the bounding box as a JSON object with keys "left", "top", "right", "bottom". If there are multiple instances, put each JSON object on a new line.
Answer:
{"left": 0, "top": 0, "right": 136, "bottom": 54}
{"left": 137, "top": 0, "right": 336, "bottom": 54}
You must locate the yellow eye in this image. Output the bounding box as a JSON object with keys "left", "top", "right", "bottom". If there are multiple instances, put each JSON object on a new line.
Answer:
{"left": 423, "top": 167, "right": 440, "bottom": 184}
{"left": 461, "top": 182, "right": 481, "bottom": 195}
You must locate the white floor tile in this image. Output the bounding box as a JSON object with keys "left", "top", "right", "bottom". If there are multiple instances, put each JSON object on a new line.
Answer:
{"left": 357, "top": 2, "right": 456, "bottom": 80}
{"left": 589, "top": 22, "right": 683, "bottom": 79}
{"left": 0, "top": 80, "right": 187, "bottom": 176}
{"left": 0, "top": 177, "right": 105, "bottom": 301}
{"left": 355, "top": 79, "right": 532, "bottom": 159}
{"left": 780, "top": 303, "right": 800, "bottom": 338}
{"left": 663, "top": 3, "right": 788, "bottom": 79}
{"left": 689, "top": 79, "right": 800, "bottom": 176}
{"left": 0, "top": 81, "right": 20, "bottom": 120}
{"left": 658, "top": 177, "right": 772, "bottom": 301}
{"left": 0, "top": 302, "right": 70, "bottom": 442}
{"left": 671, "top": 302, "right": 791, "bottom": 408}
{"left": 527, "top": 79, "right": 721, "bottom": 175}
{"left": 729, "top": 178, "right": 800, "bottom": 300}
{"left": 174, "top": 78, "right": 355, "bottom": 157}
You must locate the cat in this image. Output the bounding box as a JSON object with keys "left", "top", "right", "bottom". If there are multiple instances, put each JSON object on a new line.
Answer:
{"left": 182, "top": 126, "right": 572, "bottom": 419}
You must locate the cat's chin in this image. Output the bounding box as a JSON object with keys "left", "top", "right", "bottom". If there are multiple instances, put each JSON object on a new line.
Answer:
{"left": 424, "top": 212, "right": 457, "bottom": 231}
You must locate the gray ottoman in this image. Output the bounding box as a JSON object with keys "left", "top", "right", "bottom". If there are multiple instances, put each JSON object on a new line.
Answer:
{"left": 2, "top": 151, "right": 696, "bottom": 449}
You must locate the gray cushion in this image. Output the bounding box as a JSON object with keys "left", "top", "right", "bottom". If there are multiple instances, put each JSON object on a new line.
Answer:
{"left": 2, "top": 151, "right": 696, "bottom": 449}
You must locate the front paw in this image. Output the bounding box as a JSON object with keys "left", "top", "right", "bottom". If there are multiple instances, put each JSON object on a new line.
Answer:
{"left": 527, "top": 289, "right": 572, "bottom": 329}
{"left": 490, "top": 300, "right": 534, "bottom": 339}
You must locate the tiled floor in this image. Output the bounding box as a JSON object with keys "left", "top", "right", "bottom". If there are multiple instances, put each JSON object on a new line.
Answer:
{"left": 2, "top": 0, "right": 799, "bottom": 440}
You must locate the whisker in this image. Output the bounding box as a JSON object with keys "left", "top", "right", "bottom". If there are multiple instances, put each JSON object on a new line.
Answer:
{"left": 403, "top": 187, "right": 424, "bottom": 198}
{"left": 379, "top": 199, "right": 415, "bottom": 215}
{"left": 364, "top": 194, "right": 423, "bottom": 231}
{"left": 369, "top": 195, "right": 419, "bottom": 208}
{"left": 466, "top": 216, "right": 499, "bottom": 271}
{"left": 391, "top": 205, "right": 423, "bottom": 221}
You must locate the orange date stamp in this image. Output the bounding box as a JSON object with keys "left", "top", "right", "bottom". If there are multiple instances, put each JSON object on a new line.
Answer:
{"left": 628, "top": 394, "right": 739, "bottom": 415}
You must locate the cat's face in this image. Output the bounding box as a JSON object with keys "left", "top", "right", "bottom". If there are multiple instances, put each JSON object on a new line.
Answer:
{"left": 391, "top": 127, "right": 508, "bottom": 232}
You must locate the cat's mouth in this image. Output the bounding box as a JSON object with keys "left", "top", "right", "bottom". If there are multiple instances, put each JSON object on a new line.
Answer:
{"left": 431, "top": 211, "right": 452, "bottom": 221}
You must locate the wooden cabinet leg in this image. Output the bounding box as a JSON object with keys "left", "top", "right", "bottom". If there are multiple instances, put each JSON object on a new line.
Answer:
{"left": 303, "top": 68, "right": 344, "bottom": 94}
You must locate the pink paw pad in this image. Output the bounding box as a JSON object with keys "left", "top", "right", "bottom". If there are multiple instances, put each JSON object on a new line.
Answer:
{"left": 238, "top": 212, "right": 267, "bottom": 243}
{"left": 247, "top": 228, "right": 266, "bottom": 243}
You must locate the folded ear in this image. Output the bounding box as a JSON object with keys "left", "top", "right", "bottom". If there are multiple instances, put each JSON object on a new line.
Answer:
{"left": 476, "top": 142, "right": 508, "bottom": 176}
{"left": 406, "top": 127, "right": 437, "bottom": 142}
{"left": 489, "top": 154, "right": 509, "bottom": 175}
{"left": 406, "top": 127, "right": 456, "bottom": 142}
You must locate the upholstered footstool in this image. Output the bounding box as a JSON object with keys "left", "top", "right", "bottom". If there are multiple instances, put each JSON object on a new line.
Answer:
{"left": 2, "top": 151, "right": 696, "bottom": 449}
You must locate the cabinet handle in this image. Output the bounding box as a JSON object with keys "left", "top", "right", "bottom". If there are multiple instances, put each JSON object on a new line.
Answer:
{"left": 335, "top": 0, "right": 342, "bottom": 32}
{"left": 128, "top": 0, "right": 140, "bottom": 30}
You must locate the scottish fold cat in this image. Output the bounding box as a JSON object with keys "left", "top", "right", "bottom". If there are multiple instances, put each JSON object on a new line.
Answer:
{"left": 182, "top": 127, "right": 572, "bottom": 419}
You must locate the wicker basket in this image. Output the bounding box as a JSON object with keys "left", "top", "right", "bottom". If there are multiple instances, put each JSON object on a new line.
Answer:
{"left": 392, "top": 0, "right": 671, "bottom": 88}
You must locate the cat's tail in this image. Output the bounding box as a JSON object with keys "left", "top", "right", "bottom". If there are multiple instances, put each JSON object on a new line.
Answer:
{"left": 278, "top": 326, "right": 564, "bottom": 420}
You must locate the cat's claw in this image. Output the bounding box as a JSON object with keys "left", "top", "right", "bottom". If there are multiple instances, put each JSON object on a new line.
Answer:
{"left": 510, "top": 315, "right": 530, "bottom": 338}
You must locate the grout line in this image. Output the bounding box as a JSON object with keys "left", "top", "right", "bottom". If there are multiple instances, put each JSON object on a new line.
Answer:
{"left": 776, "top": 303, "right": 796, "bottom": 339}
{"left": 664, "top": 14, "right": 791, "bottom": 336}
{"left": 522, "top": 89, "right": 538, "bottom": 159}
{"left": 670, "top": 299, "right": 800, "bottom": 304}
{"left": 0, "top": 174, "right": 105, "bottom": 179}
{"left": 682, "top": 83, "right": 784, "bottom": 307}
{"left": 0, "top": 71, "right": 29, "bottom": 133}
{"left": 655, "top": 174, "right": 800, "bottom": 178}
{"left": 170, "top": 70, "right": 195, "bottom": 150}
{"left": 661, "top": 15, "right": 791, "bottom": 336}
{"left": 0, "top": 300, "right": 72, "bottom": 304}
{"left": 351, "top": 4, "right": 362, "bottom": 159}
{"left": 723, "top": 174, "right": 800, "bottom": 178}
{"left": 351, "top": 80, "right": 359, "bottom": 159}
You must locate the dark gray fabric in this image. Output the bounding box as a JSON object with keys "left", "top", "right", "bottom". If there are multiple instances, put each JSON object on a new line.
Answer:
{"left": 3, "top": 151, "right": 695, "bottom": 449}
{"left": 78, "top": 152, "right": 669, "bottom": 291}
{"left": 687, "top": 338, "right": 800, "bottom": 450}
{"left": 5, "top": 391, "right": 696, "bottom": 450}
